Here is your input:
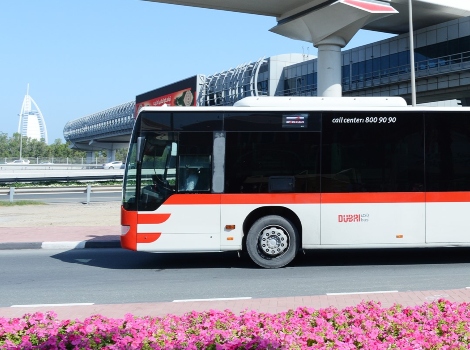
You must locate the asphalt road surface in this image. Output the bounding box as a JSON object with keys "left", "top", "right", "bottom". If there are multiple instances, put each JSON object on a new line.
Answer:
{"left": 1, "top": 247, "right": 470, "bottom": 307}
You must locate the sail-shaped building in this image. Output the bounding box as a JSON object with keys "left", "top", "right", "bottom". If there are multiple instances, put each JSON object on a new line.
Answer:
{"left": 18, "top": 85, "right": 48, "bottom": 143}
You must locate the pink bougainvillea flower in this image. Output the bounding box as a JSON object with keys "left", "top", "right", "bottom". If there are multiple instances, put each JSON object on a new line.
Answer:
{"left": 1, "top": 299, "right": 470, "bottom": 349}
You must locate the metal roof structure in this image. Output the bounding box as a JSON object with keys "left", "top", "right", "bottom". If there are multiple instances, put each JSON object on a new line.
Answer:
{"left": 144, "top": 0, "right": 470, "bottom": 97}
{"left": 63, "top": 100, "right": 134, "bottom": 150}
{"left": 144, "top": 0, "right": 470, "bottom": 34}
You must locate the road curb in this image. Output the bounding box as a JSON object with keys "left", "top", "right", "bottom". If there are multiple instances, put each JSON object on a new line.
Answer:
{"left": 0, "top": 241, "right": 121, "bottom": 250}
{"left": 0, "top": 242, "right": 43, "bottom": 250}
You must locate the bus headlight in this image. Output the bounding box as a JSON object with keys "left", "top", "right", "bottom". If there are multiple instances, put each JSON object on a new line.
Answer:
{"left": 121, "top": 225, "right": 130, "bottom": 236}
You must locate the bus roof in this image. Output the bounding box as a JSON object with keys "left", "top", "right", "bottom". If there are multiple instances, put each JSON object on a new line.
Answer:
{"left": 233, "top": 96, "right": 408, "bottom": 107}
{"left": 138, "top": 97, "right": 470, "bottom": 115}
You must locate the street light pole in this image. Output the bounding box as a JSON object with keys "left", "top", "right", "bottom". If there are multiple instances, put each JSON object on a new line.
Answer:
{"left": 409, "top": 0, "right": 417, "bottom": 106}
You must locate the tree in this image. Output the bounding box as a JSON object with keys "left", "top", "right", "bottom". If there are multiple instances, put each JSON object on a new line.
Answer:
{"left": 0, "top": 132, "right": 10, "bottom": 157}
{"left": 0, "top": 134, "right": 86, "bottom": 160}
{"left": 49, "top": 139, "right": 87, "bottom": 159}
{"left": 0, "top": 132, "right": 127, "bottom": 162}
{"left": 116, "top": 148, "right": 129, "bottom": 161}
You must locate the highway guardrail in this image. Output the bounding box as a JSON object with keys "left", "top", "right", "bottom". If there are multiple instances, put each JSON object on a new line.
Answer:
{"left": 0, "top": 185, "right": 122, "bottom": 204}
{"left": 0, "top": 174, "right": 123, "bottom": 184}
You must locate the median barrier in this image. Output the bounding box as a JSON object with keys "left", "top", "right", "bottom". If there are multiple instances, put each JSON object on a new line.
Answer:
{"left": 0, "top": 186, "right": 122, "bottom": 194}
{"left": 0, "top": 185, "right": 122, "bottom": 204}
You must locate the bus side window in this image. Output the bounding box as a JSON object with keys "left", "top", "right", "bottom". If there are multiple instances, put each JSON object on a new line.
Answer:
{"left": 194, "top": 168, "right": 211, "bottom": 191}
{"left": 178, "top": 155, "right": 211, "bottom": 192}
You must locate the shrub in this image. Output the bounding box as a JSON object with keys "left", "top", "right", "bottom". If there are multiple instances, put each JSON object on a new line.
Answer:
{"left": 1, "top": 299, "right": 469, "bottom": 349}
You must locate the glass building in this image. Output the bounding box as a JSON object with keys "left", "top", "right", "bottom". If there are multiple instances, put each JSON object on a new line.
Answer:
{"left": 202, "top": 15, "right": 470, "bottom": 106}
{"left": 280, "top": 16, "right": 470, "bottom": 105}
{"left": 200, "top": 54, "right": 314, "bottom": 106}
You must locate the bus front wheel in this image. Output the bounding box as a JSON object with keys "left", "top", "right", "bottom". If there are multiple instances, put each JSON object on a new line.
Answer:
{"left": 246, "top": 215, "right": 299, "bottom": 269}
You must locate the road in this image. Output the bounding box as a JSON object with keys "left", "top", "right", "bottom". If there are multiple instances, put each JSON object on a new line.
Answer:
{"left": 4, "top": 191, "right": 122, "bottom": 203}
{"left": 1, "top": 247, "right": 470, "bottom": 307}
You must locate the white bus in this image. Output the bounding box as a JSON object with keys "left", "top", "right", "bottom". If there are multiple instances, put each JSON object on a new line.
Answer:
{"left": 121, "top": 96, "right": 470, "bottom": 268}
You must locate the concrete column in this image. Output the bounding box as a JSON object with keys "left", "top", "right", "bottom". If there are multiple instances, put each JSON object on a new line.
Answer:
{"left": 86, "top": 151, "right": 95, "bottom": 164}
{"left": 107, "top": 149, "right": 116, "bottom": 162}
{"left": 316, "top": 36, "right": 346, "bottom": 97}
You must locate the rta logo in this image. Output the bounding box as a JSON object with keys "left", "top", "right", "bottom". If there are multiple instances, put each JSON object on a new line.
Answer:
{"left": 338, "top": 214, "right": 369, "bottom": 223}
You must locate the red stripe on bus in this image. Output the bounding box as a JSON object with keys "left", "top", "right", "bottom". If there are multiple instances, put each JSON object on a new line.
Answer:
{"left": 137, "top": 213, "right": 171, "bottom": 224}
{"left": 121, "top": 208, "right": 167, "bottom": 248}
{"left": 136, "top": 233, "right": 161, "bottom": 243}
{"left": 221, "top": 193, "right": 320, "bottom": 204}
{"left": 165, "top": 194, "right": 221, "bottom": 205}
{"left": 426, "top": 192, "right": 470, "bottom": 203}
{"left": 321, "top": 192, "right": 425, "bottom": 203}
{"left": 165, "top": 193, "right": 320, "bottom": 205}
{"left": 121, "top": 206, "right": 137, "bottom": 250}
{"left": 163, "top": 192, "right": 470, "bottom": 206}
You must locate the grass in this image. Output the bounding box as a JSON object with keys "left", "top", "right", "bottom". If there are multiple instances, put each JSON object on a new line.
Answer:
{"left": 0, "top": 200, "right": 47, "bottom": 206}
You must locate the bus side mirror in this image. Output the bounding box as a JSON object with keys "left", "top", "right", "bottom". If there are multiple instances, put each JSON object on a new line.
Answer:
{"left": 136, "top": 136, "right": 145, "bottom": 164}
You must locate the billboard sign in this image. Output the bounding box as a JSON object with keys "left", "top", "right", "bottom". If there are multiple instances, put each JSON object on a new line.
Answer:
{"left": 135, "top": 76, "right": 199, "bottom": 116}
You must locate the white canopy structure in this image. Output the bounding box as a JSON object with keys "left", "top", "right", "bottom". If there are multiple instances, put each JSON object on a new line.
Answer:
{"left": 145, "top": 0, "right": 470, "bottom": 97}
{"left": 18, "top": 85, "right": 48, "bottom": 143}
{"left": 144, "top": 0, "right": 470, "bottom": 33}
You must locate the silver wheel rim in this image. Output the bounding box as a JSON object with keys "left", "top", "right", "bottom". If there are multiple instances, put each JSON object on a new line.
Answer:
{"left": 258, "top": 225, "right": 289, "bottom": 257}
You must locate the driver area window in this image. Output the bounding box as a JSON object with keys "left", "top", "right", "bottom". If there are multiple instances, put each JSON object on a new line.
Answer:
{"left": 177, "top": 132, "right": 213, "bottom": 193}
{"left": 178, "top": 155, "right": 211, "bottom": 192}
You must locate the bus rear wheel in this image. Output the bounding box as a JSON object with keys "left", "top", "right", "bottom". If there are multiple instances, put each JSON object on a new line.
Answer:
{"left": 246, "top": 215, "right": 299, "bottom": 269}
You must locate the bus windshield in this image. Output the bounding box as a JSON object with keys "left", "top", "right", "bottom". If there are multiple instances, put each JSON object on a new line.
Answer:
{"left": 122, "top": 132, "right": 177, "bottom": 211}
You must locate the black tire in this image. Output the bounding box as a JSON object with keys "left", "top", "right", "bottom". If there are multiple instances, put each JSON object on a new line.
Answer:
{"left": 109, "top": 166, "right": 114, "bottom": 169}
{"left": 246, "top": 215, "right": 299, "bottom": 268}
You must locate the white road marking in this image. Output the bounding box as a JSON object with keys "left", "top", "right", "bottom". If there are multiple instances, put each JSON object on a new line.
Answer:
{"left": 11, "top": 303, "right": 94, "bottom": 307}
{"left": 173, "top": 297, "right": 252, "bottom": 302}
{"left": 326, "top": 290, "right": 398, "bottom": 296}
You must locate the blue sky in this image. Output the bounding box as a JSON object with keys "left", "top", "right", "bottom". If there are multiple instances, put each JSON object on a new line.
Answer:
{"left": 0, "top": 0, "right": 394, "bottom": 143}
